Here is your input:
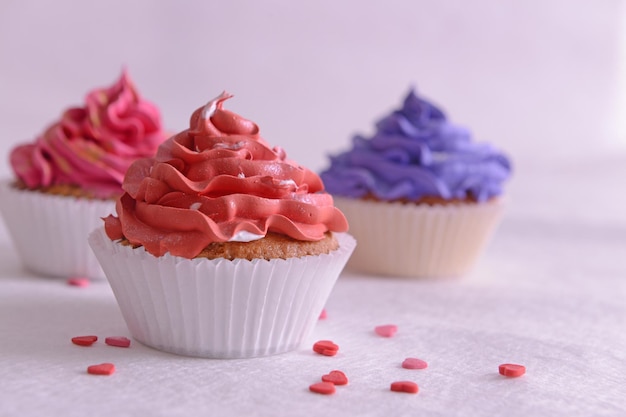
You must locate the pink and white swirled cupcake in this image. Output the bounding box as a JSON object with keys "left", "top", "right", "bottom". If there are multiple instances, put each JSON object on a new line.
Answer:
{"left": 0, "top": 70, "right": 166, "bottom": 280}
{"left": 88, "top": 92, "right": 355, "bottom": 358}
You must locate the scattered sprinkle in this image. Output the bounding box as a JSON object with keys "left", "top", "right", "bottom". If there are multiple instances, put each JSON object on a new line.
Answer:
{"left": 309, "top": 382, "right": 336, "bottom": 395}
{"left": 67, "top": 278, "right": 90, "bottom": 287}
{"left": 87, "top": 363, "right": 115, "bottom": 376}
{"left": 318, "top": 309, "right": 327, "bottom": 320}
{"left": 105, "top": 336, "right": 131, "bottom": 348}
{"left": 322, "top": 370, "right": 348, "bottom": 385}
{"left": 313, "top": 340, "right": 339, "bottom": 356}
{"left": 390, "top": 381, "right": 419, "bottom": 394}
{"left": 499, "top": 363, "right": 526, "bottom": 377}
{"left": 402, "top": 358, "right": 428, "bottom": 370}
{"left": 375, "top": 324, "right": 398, "bottom": 338}
{"left": 71, "top": 335, "right": 98, "bottom": 347}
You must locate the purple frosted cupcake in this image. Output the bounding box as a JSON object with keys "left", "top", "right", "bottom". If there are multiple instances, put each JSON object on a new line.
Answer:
{"left": 320, "top": 88, "right": 511, "bottom": 277}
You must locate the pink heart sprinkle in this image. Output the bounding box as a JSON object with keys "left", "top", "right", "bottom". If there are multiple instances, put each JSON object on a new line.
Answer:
{"left": 309, "top": 382, "right": 336, "bottom": 395}
{"left": 374, "top": 324, "right": 398, "bottom": 338}
{"left": 313, "top": 340, "right": 339, "bottom": 356}
{"left": 321, "top": 370, "right": 348, "bottom": 385}
{"left": 105, "top": 336, "right": 131, "bottom": 348}
{"left": 67, "top": 278, "right": 90, "bottom": 287}
{"left": 402, "top": 357, "right": 428, "bottom": 370}
{"left": 390, "top": 381, "right": 419, "bottom": 394}
{"left": 71, "top": 335, "right": 98, "bottom": 347}
{"left": 499, "top": 363, "right": 526, "bottom": 377}
{"left": 87, "top": 363, "right": 115, "bottom": 376}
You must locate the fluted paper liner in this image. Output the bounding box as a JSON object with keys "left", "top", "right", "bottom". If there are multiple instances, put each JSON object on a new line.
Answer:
{"left": 0, "top": 180, "right": 114, "bottom": 279}
{"left": 88, "top": 228, "right": 356, "bottom": 358}
{"left": 334, "top": 197, "right": 505, "bottom": 277}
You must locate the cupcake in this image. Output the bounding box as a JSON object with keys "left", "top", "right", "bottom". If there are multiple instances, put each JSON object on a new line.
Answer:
{"left": 88, "top": 92, "right": 355, "bottom": 358}
{"left": 0, "top": 70, "right": 166, "bottom": 280}
{"left": 320, "top": 88, "right": 511, "bottom": 277}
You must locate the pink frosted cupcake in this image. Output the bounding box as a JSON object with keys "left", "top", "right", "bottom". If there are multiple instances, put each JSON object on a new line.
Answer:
{"left": 0, "top": 70, "right": 167, "bottom": 280}
{"left": 89, "top": 92, "right": 355, "bottom": 358}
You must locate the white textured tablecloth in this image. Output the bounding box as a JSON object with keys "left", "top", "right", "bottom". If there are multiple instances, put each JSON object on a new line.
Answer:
{"left": 1, "top": 156, "right": 625, "bottom": 417}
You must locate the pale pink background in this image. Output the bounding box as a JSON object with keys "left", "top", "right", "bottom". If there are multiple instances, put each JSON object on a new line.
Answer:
{"left": 0, "top": 0, "right": 624, "bottom": 179}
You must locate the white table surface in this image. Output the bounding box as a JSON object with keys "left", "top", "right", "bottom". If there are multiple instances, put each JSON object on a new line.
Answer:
{"left": 1, "top": 155, "right": 625, "bottom": 417}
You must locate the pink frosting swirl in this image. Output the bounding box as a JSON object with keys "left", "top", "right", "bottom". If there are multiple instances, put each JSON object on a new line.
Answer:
{"left": 10, "top": 70, "right": 166, "bottom": 198}
{"left": 104, "top": 92, "right": 348, "bottom": 259}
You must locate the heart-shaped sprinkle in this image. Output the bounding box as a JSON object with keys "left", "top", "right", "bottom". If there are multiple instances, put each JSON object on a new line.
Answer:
{"left": 322, "top": 370, "right": 348, "bottom": 385}
{"left": 402, "top": 357, "right": 428, "bottom": 370}
{"left": 67, "top": 278, "right": 90, "bottom": 287}
{"left": 87, "top": 363, "right": 115, "bottom": 376}
{"left": 499, "top": 363, "right": 526, "bottom": 377}
{"left": 313, "top": 340, "right": 339, "bottom": 356}
{"left": 390, "top": 381, "right": 419, "bottom": 394}
{"left": 375, "top": 324, "right": 398, "bottom": 338}
{"left": 105, "top": 336, "right": 131, "bottom": 348}
{"left": 71, "top": 335, "right": 98, "bottom": 347}
{"left": 319, "top": 308, "right": 327, "bottom": 320}
{"left": 309, "top": 382, "right": 336, "bottom": 395}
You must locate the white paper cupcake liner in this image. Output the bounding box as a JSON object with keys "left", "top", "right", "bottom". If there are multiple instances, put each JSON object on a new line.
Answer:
{"left": 0, "top": 180, "right": 114, "bottom": 280}
{"left": 333, "top": 197, "right": 505, "bottom": 277}
{"left": 88, "top": 228, "right": 356, "bottom": 359}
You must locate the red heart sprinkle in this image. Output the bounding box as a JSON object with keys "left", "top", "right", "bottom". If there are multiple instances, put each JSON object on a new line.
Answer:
{"left": 105, "top": 336, "right": 131, "bottom": 348}
{"left": 309, "top": 382, "right": 336, "bottom": 395}
{"left": 499, "top": 363, "right": 526, "bottom": 377}
{"left": 390, "top": 381, "right": 419, "bottom": 394}
{"left": 87, "top": 363, "right": 115, "bottom": 376}
{"left": 402, "top": 357, "right": 428, "bottom": 370}
{"left": 71, "top": 335, "right": 98, "bottom": 347}
{"left": 375, "top": 324, "right": 398, "bottom": 338}
{"left": 67, "top": 278, "right": 90, "bottom": 287}
{"left": 321, "top": 370, "right": 348, "bottom": 385}
{"left": 313, "top": 340, "right": 339, "bottom": 356}
{"left": 319, "top": 309, "right": 327, "bottom": 320}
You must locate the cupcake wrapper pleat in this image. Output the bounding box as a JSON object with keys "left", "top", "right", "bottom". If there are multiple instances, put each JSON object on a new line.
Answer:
{"left": 0, "top": 180, "right": 113, "bottom": 279}
{"left": 334, "top": 197, "right": 505, "bottom": 277}
{"left": 88, "top": 228, "right": 356, "bottom": 358}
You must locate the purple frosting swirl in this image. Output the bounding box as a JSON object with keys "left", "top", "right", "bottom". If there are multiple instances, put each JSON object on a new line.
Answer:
{"left": 320, "top": 89, "right": 511, "bottom": 202}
